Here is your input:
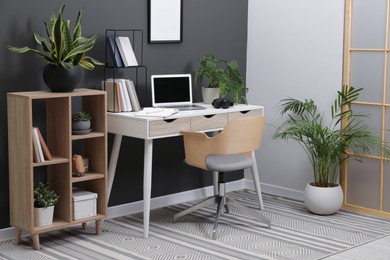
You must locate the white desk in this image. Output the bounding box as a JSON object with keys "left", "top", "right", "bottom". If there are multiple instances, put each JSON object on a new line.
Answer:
{"left": 107, "top": 103, "right": 264, "bottom": 238}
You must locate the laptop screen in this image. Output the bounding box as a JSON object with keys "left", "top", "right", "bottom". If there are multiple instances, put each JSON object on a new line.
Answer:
{"left": 152, "top": 74, "right": 193, "bottom": 107}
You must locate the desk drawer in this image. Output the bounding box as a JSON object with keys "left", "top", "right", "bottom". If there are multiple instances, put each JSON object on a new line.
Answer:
{"left": 191, "top": 114, "right": 228, "bottom": 131}
{"left": 228, "top": 109, "right": 263, "bottom": 121}
{"left": 149, "top": 118, "right": 190, "bottom": 137}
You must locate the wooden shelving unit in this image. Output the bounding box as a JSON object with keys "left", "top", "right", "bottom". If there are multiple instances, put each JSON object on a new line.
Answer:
{"left": 7, "top": 88, "right": 107, "bottom": 250}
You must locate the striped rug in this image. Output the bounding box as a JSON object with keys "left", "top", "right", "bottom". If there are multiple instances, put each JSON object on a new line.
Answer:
{"left": 1, "top": 190, "right": 390, "bottom": 260}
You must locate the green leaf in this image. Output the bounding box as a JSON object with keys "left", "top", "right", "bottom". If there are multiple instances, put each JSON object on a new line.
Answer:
{"left": 62, "top": 20, "right": 73, "bottom": 57}
{"left": 73, "top": 7, "right": 83, "bottom": 40}
{"left": 7, "top": 4, "right": 101, "bottom": 70}
{"left": 52, "top": 6, "right": 63, "bottom": 64}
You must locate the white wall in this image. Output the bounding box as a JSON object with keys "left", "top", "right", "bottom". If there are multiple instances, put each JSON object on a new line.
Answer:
{"left": 246, "top": 0, "right": 345, "bottom": 200}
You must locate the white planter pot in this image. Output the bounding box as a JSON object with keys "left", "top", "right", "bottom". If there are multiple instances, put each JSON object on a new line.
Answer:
{"left": 304, "top": 183, "right": 343, "bottom": 215}
{"left": 34, "top": 205, "right": 54, "bottom": 226}
{"left": 202, "top": 87, "right": 220, "bottom": 104}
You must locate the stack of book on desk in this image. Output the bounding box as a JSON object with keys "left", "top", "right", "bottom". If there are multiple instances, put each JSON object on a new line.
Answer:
{"left": 102, "top": 79, "right": 141, "bottom": 113}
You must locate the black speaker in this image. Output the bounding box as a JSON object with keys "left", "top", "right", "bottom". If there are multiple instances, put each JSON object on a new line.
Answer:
{"left": 212, "top": 98, "right": 234, "bottom": 109}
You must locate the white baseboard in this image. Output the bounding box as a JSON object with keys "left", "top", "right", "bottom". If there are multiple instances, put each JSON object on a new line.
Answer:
{"left": 242, "top": 179, "right": 304, "bottom": 201}
{"left": 0, "top": 179, "right": 303, "bottom": 241}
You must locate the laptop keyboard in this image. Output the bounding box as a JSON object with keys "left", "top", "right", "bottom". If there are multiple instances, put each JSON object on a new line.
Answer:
{"left": 159, "top": 104, "right": 205, "bottom": 111}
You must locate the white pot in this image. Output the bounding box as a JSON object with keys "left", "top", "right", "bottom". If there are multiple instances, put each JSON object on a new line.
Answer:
{"left": 34, "top": 205, "right": 54, "bottom": 226}
{"left": 202, "top": 87, "right": 220, "bottom": 104}
{"left": 304, "top": 183, "right": 343, "bottom": 215}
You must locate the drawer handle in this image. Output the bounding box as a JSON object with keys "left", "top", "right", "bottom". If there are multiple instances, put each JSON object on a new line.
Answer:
{"left": 204, "top": 114, "right": 216, "bottom": 118}
{"left": 163, "top": 119, "right": 177, "bottom": 123}
{"left": 239, "top": 110, "right": 250, "bottom": 114}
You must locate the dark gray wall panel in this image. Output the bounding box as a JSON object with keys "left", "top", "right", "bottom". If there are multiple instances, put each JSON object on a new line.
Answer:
{"left": 0, "top": 0, "right": 248, "bottom": 229}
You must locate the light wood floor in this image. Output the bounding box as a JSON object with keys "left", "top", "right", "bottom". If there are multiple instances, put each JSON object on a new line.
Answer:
{"left": 324, "top": 235, "right": 390, "bottom": 259}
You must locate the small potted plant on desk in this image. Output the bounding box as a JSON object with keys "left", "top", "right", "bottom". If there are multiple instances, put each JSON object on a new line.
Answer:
{"left": 34, "top": 182, "right": 59, "bottom": 226}
{"left": 273, "top": 86, "right": 390, "bottom": 215}
{"left": 72, "top": 112, "right": 92, "bottom": 134}
{"left": 195, "top": 53, "right": 248, "bottom": 104}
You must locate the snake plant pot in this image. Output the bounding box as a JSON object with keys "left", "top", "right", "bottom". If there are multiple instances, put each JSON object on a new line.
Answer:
{"left": 304, "top": 182, "right": 343, "bottom": 215}
{"left": 43, "top": 64, "right": 81, "bottom": 92}
{"left": 34, "top": 205, "right": 54, "bottom": 226}
{"left": 202, "top": 87, "right": 220, "bottom": 104}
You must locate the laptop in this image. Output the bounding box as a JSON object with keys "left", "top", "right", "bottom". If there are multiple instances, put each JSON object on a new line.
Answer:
{"left": 151, "top": 74, "right": 206, "bottom": 111}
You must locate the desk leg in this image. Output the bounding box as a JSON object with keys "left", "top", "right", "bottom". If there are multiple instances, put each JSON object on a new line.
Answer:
{"left": 108, "top": 134, "right": 123, "bottom": 202}
{"left": 251, "top": 151, "right": 264, "bottom": 210}
{"left": 210, "top": 131, "right": 219, "bottom": 196}
{"left": 143, "top": 139, "right": 153, "bottom": 238}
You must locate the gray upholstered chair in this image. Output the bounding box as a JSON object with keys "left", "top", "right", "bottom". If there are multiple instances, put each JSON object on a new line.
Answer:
{"left": 174, "top": 116, "right": 271, "bottom": 239}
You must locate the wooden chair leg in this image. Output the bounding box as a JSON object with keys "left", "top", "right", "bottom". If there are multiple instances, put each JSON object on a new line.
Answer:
{"left": 82, "top": 222, "right": 88, "bottom": 230}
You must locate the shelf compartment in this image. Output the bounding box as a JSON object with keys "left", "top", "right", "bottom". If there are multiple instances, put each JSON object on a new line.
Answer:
{"left": 32, "top": 218, "right": 69, "bottom": 233}
{"left": 72, "top": 172, "right": 105, "bottom": 183}
{"left": 72, "top": 132, "right": 105, "bottom": 140}
{"left": 32, "top": 156, "right": 69, "bottom": 167}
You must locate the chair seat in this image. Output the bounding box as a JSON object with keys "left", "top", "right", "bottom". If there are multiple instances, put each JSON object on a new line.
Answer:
{"left": 206, "top": 153, "right": 253, "bottom": 172}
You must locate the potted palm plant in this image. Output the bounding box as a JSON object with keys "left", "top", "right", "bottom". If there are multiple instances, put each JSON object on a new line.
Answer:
{"left": 195, "top": 53, "right": 248, "bottom": 104}
{"left": 7, "top": 5, "right": 103, "bottom": 92}
{"left": 273, "top": 86, "right": 390, "bottom": 214}
{"left": 34, "top": 182, "right": 59, "bottom": 226}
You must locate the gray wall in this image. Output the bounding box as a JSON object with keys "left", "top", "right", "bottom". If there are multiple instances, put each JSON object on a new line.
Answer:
{"left": 0, "top": 0, "right": 248, "bottom": 229}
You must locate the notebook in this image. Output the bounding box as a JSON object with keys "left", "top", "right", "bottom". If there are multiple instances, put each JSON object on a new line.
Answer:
{"left": 151, "top": 74, "right": 205, "bottom": 111}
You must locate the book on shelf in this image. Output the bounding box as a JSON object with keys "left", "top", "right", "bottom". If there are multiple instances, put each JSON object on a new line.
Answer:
{"left": 102, "top": 80, "right": 121, "bottom": 112}
{"left": 117, "top": 81, "right": 127, "bottom": 112}
{"left": 106, "top": 36, "right": 124, "bottom": 68}
{"left": 118, "top": 79, "right": 132, "bottom": 112}
{"left": 32, "top": 127, "right": 45, "bottom": 163}
{"left": 115, "top": 82, "right": 122, "bottom": 112}
{"left": 32, "top": 128, "right": 40, "bottom": 163}
{"left": 102, "top": 78, "right": 142, "bottom": 112}
{"left": 125, "top": 80, "right": 141, "bottom": 112}
{"left": 115, "top": 36, "right": 138, "bottom": 67}
{"left": 36, "top": 128, "right": 53, "bottom": 160}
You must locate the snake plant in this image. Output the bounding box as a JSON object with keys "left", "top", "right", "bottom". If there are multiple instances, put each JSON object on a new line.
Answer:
{"left": 7, "top": 5, "right": 103, "bottom": 70}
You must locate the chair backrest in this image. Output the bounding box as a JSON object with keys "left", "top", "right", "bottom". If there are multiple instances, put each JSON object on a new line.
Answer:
{"left": 182, "top": 116, "right": 266, "bottom": 170}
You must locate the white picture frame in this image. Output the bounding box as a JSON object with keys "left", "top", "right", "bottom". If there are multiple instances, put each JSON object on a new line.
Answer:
{"left": 148, "top": 0, "right": 183, "bottom": 43}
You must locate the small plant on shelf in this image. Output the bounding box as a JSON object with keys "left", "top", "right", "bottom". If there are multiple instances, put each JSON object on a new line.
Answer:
{"left": 34, "top": 182, "right": 59, "bottom": 209}
{"left": 72, "top": 112, "right": 92, "bottom": 133}
{"left": 72, "top": 111, "right": 92, "bottom": 121}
